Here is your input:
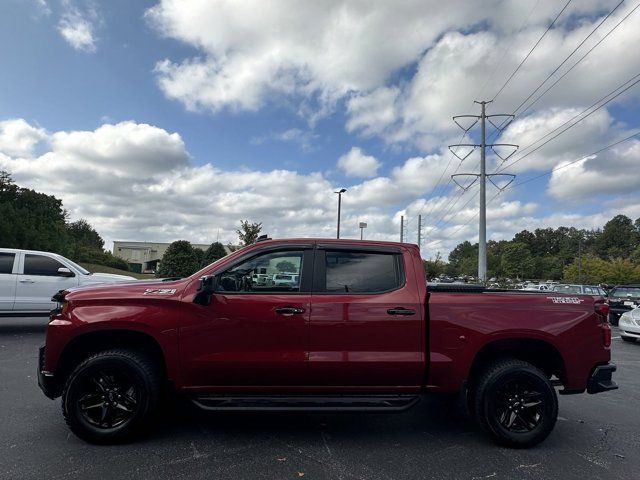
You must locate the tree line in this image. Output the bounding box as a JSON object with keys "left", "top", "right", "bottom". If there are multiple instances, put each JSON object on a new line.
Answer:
{"left": 424, "top": 215, "right": 640, "bottom": 284}
{"left": 0, "top": 171, "right": 129, "bottom": 270}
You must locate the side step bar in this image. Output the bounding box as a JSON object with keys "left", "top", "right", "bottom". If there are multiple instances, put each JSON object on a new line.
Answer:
{"left": 191, "top": 394, "right": 421, "bottom": 412}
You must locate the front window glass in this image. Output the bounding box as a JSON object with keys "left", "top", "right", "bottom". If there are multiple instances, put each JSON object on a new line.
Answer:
{"left": 24, "top": 254, "right": 66, "bottom": 276}
{"left": 217, "top": 251, "right": 303, "bottom": 293}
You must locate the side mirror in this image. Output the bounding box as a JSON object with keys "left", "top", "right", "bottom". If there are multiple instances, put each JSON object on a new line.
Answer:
{"left": 193, "top": 275, "right": 216, "bottom": 306}
{"left": 57, "top": 267, "right": 75, "bottom": 277}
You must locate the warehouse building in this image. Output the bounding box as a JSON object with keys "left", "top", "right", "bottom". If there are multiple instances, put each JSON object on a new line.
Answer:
{"left": 113, "top": 241, "right": 236, "bottom": 273}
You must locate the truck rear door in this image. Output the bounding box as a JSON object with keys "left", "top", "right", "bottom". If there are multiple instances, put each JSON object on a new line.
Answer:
{"left": 308, "top": 245, "right": 424, "bottom": 387}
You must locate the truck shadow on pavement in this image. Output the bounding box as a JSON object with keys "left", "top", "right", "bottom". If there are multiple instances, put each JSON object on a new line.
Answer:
{"left": 149, "top": 393, "right": 482, "bottom": 446}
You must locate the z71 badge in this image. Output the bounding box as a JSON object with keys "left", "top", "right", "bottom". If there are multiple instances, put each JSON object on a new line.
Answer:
{"left": 546, "top": 296, "right": 584, "bottom": 304}
{"left": 143, "top": 288, "right": 176, "bottom": 295}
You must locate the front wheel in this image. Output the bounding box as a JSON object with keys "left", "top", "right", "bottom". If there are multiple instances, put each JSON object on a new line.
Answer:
{"left": 62, "top": 349, "right": 161, "bottom": 444}
{"left": 473, "top": 359, "right": 558, "bottom": 448}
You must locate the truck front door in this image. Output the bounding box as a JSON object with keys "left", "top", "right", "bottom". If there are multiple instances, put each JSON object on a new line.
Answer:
{"left": 179, "top": 245, "right": 314, "bottom": 388}
{"left": 308, "top": 246, "right": 424, "bottom": 388}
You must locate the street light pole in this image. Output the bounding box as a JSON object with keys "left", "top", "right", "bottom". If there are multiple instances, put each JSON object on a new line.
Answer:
{"left": 334, "top": 188, "right": 347, "bottom": 239}
{"left": 359, "top": 222, "right": 367, "bottom": 240}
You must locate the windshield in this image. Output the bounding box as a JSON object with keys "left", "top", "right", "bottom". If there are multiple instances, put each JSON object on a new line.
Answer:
{"left": 62, "top": 258, "right": 90, "bottom": 275}
{"left": 611, "top": 287, "right": 640, "bottom": 297}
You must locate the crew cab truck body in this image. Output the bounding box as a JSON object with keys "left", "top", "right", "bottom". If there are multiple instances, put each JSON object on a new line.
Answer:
{"left": 38, "top": 238, "right": 617, "bottom": 447}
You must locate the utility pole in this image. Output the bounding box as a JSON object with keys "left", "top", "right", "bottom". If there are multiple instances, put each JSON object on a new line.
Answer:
{"left": 359, "top": 222, "right": 367, "bottom": 240}
{"left": 417, "top": 214, "right": 422, "bottom": 252}
{"left": 400, "top": 215, "right": 404, "bottom": 243}
{"left": 578, "top": 236, "right": 583, "bottom": 284}
{"left": 334, "top": 188, "right": 347, "bottom": 239}
{"left": 450, "top": 101, "right": 518, "bottom": 283}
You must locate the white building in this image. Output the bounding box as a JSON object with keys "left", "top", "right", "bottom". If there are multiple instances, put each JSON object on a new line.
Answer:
{"left": 113, "top": 241, "right": 236, "bottom": 273}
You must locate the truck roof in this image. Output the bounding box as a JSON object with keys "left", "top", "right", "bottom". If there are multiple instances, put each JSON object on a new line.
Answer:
{"left": 252, "top": 238, "right": 419, "bottom": 249}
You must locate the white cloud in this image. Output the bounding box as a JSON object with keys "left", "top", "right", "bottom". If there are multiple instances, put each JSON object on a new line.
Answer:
{"left": 57, "top": 1, "right": 98, "bottom": 52}
{"left": 0, "top": 119, "right": 48, "bottom": 157}
{"left": 337, "top": 147, "right": 381, "bottom": 177}
{"left": 547, "top": 140, "right": 640, "bottom": 200}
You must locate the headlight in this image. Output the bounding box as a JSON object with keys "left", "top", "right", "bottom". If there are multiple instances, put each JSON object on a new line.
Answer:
{"left": 620, "top": 312, "right": 631, "bottom": 324}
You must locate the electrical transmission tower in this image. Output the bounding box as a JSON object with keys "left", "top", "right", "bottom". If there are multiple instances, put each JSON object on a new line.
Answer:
{"left": 449, "top": 100, "right": 518, "bottom": 283}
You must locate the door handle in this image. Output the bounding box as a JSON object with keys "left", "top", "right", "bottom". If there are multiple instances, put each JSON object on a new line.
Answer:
{"left": 19, "top": 279, "right": 35, "bottom": 284}
{"left": 387, "top": 307, "right": 416, "bottom": 316}
{"left": 275, "top": 306, "right": 306, "bottom": 315}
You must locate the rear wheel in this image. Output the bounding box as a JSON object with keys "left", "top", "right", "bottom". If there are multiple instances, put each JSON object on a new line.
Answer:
{"left": 473, "top": 359, "right": 557, "bottom": 448}
{"left": 62, "top": 349, "right": 161, "bottom": 444}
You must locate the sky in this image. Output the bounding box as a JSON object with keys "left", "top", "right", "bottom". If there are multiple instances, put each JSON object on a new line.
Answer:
{"left": 1, "top": 0, "right": 639, "bottom": 258}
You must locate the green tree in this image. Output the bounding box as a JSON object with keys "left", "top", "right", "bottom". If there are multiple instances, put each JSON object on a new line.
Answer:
{"left": 596, "top": 215, "right": 637, "bottom": 259}
{"left": 236, "top": 220, "right": 262, "bottom": 246}
{"left": 202, "top": 242, "right": 227, "bottom": 266}
{"left": 500, "top": 242, "right": 534, "bottom": 279}
{"left": 564, "top": 257, "right": 640, "bottom": 284}
{"left": 66, "top": 219, "right": 105, "bottom": 261}
{"left": 156, "top": 240, "right": 201, "bottom": 278}
{"left": 424, "top": 252, "right": 446, "bottom": 280}
{"left": 276, "top": 260, "right": 296, "bottom": 272}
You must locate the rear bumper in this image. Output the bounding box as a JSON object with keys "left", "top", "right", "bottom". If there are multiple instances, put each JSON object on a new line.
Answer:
{"left": 37, "top": 345, "right": 58, "bottom": 399}
{"left": 587, "top": 363, "right": 618, "bottom": 394}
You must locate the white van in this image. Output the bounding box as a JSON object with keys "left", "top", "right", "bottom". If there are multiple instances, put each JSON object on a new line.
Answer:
{"left": 0, "top": 248, "right": 136, "bottom": 314}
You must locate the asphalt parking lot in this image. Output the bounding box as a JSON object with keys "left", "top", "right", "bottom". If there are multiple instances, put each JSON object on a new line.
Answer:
{"left": 1, "top": 318, "right": 638, "bottom": 480}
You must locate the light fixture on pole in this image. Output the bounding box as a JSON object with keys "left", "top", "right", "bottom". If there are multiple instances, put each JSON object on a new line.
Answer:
{"left": 334, "top": 188, "right": 347, "bottom": 239}
{"left": 359, "top": 222, "right": 367, "bottom": 240}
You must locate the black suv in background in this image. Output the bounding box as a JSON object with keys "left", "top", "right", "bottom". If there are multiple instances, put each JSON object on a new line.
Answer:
{"left": 608, "top": 284, "right": 640, "bottom": 325}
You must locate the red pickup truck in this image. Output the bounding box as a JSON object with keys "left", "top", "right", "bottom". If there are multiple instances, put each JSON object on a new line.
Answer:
{"left": 38, "top": 238, "right": 617, "bottom": 447}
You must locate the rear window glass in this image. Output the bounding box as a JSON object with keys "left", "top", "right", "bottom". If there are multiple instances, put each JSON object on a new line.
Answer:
{"left": 324, "top": 251, "right": 401, "bottom": 293}
{"left": 553, "top": 285, "right": 581, "bottom": 294}
{"left": 0, "top": 253, "right": 15, "bottom": 274}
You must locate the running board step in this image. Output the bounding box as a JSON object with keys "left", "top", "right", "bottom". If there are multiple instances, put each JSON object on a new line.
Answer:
{"left": 191, "top": 394, "right": 421, "bottom": 412}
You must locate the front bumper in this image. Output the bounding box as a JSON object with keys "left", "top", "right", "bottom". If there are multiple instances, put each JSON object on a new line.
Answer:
{"left": 587, "top": 363, "right": 618, "bottom": 394}
{"left": 37, "top": 346, "right": 58, "bottom": 399}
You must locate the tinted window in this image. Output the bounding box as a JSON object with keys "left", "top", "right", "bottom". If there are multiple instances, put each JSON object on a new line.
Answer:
{"left": 24, "top": 254, "right": 65, "bottom": 276}
{"left": 218, "top": 250, "right": 303, "bottom": 293}
{"left": 554, "top": 285, "right": 581, "bottom": 294}
{"left": 0, "top": 253, "right": 15, "bottom": 274}
{"left": 325, "top": 251, "right": 401, "bottom": 293}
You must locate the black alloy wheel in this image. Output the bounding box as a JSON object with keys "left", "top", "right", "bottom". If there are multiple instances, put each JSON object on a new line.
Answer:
{"left": 474, "top": 359, "right": 558, "bottom": 448}
{"left": 62, "top": 349, "right": 161, "bottom": 444}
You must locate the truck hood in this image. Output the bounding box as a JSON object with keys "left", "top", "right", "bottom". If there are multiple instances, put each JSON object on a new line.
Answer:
{"left": 84, "top": 272, "right": 138, "bottom": 283}
{"left": 63, "top": 277, "right": 188, "bottom": 301}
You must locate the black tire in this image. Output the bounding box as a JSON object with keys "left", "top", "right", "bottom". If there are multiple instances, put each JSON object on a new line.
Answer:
{"left": 621, "top": 336, "right": 636, "bottom": 343}
{"left": 609, "top": 314, "right": 620, "bottom": 326}
{"left": 473, "top": 359, "right": 558, "bottom": 448}
{"left": 62, "top": 349, "right": 161, "bottom": 444}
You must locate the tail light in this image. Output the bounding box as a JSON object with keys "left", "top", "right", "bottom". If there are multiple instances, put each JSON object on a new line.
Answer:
{"left": 595, "top": 300, "right": 611, "bottom": 347}
{"left": 594, "top": 301, "right": 609, "bottom": 322}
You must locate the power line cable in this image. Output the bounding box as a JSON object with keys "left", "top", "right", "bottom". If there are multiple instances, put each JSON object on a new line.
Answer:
{"left": 491, "top": 0, "right": 573, "bottom": 102}
{"left": 488, "top": 1, "right": 639, "bottom": 141}
{"left": 495, "top": 72, "right": 640, "bottom": 173}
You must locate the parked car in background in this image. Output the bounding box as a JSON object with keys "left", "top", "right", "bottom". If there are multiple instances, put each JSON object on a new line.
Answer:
{"left": 619, "top": 306, "right": 640, "bottom": 343}
{"left": 552, "top": 284, "right": 607, "bottom": 296}
{"left": 608, "top": 284, "right": 640, "bottom": 326}
{"left": 521, "top": 283, "right": 551, "bottom": 292}
{"left": 271, "top": 273, "right": 299, "bottom": 288}
{"left": 0, "top": 248, "right": 136, "bottom": 314}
